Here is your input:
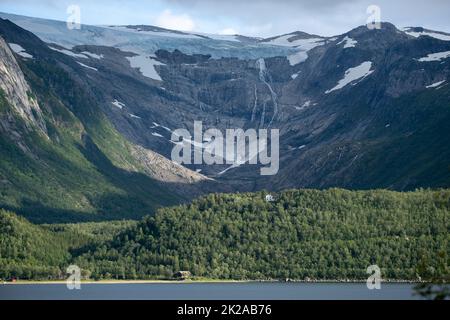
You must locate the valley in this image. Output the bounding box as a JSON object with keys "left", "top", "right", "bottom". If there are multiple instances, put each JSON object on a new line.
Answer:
{"left": 0, "top": 12, "right": 448, "bottom": 289}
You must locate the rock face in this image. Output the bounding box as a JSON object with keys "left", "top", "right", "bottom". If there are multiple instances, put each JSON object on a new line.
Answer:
{"left": 58, "top": 22, "right": 448, "bottom": 191}
{"left": 0, "top": 36, "right": 46, "bottom": 134}
{"left": 0, "top": 20, "right": 213, "bottom": 222}
{"left": 0, "top": 13, "right": 449, "bottom": 216}
{"left": 130, "top": 144, "right": 213, "bottom": 198}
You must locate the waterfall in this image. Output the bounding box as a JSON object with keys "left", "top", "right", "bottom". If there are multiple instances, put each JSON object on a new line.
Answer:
{"left": 251, "top": 85, "right": 258, "bottom": 122}
{"left": 256, "top": 58, "right": 278, "bottom": 128}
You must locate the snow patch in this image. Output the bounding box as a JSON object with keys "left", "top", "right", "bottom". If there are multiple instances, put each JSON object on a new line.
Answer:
{"left": 426, "top": 80, "right": 446, "bottom": 88}
{"left": 263, "top": 35, "right": 324, "bottom": 66}
{"left": 81, "top": 51, "right": 103, "bottom": 59}
{"left": 302, "top": 101, "right": 312, "bottom": 108}
{"left": 129, "top": 114, "right": 141, "bottom": 119}
{"left": 325, "top": 61, "right": 374, "bottom": 94}
{"left": 269, "top": 37, "right": 324, "bottom": 66}
{"left": 127, "top": 55, "right": 165, "bottom": 81}
{"left": 337, "top": 36, "right": 357, "bottom": 48}
{"left": 77, "top": 62, "right": 98, "bottom": 71}
{"left": 291, "top": 73, "right": 299, "bottom": 80}
{"left": 288, "top": 51, "right": 308, "bottom": 66}
{"left": 152, "top": 122, "right": 172, "bottom": 132}
{"left": 218, "top": 164, "right": 240, "bottom": 176}
{"left": 8, "top": 43, "right": 33, "bottom": 59}
{"left": 49, "top": 46, "right": 88, "bottom": 59}
{"left": 152, "top": 132, "right": 164, "bottom": 138}
{"left": 112, "top": 100, "right": 126, "bottom": 109}
{"left": 404, "top": 29, "right": 450, "bottom": 41}
{"left": 264, "top": 35, "right": 324, "bottom": 49}
{"left": 417, "top": 51, "right": 450, "bottom": 62}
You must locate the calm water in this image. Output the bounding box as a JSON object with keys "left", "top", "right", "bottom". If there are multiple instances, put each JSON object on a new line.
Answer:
{"left": 0, "top": 283, "right": 421, "bottom": 300}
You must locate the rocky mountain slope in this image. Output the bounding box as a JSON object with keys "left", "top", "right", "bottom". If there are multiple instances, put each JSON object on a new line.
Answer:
{"left": 0, "top": 18, "right": 210, "bottom": 223}
{"left": 0, "top": 12, "right": 449, "bottom": 222}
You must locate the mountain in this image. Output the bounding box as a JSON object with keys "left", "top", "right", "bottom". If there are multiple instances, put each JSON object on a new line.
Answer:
{"left": 0, "top": 12, "right": 449, "bottom": 222}
{"left": 0, "top": 17, "right": 210, "bottom": 223}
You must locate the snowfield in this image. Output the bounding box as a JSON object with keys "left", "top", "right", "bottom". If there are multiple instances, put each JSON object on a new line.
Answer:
{"left": 325, "top": 61, "right": 374, "bottom": 94}
{"left": 266, "top": 35, "right": 325, "bottom": 66}
{"left": 288, "top": 51, "right": 309, "bottom": 65}
{"left": 337, "top": 36, "right": 357, "bottom": 48}
{"left": 403, "top": 28, "right": 450, "bottom": 41}
{"left": 418, "top": 51, "right": 450, "bottom": 62}
{"left": 127, "top": 55, "right": 165, "bottom": 81}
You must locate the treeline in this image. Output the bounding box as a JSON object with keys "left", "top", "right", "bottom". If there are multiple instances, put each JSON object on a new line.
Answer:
{"left": 1, "top": 189, "right": 449, "bottom": 281}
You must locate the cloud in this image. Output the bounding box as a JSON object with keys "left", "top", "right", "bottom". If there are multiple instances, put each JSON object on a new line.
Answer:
{"left": 163, "top": 0, "right": 450, "bottom": 36}
{"left": 154, "top": 9, "right": 195, "bottom": 31}
{"left": 219, "top": 28, "right": 238, "bottom": 35}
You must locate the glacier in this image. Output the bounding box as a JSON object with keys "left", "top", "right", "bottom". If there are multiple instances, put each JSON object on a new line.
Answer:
{"left": 0, "top": 12, "right": 295, "bottom": 60}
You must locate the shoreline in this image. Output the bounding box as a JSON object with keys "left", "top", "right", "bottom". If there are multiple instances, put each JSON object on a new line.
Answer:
{"left": 1, "top": 279, "right": 424, "bottom": 285}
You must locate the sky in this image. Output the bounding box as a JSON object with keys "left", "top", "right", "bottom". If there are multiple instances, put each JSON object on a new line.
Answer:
{"left": 0, "top": 0, "right": 450, "bottom": 37}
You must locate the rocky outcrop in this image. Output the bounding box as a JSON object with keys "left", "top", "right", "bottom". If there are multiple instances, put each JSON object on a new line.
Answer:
{"left": 131, "top": 144, "right": 213, "bottom": 197}
{"left": 0, "top": 36, "right": 46, "bottom": 135}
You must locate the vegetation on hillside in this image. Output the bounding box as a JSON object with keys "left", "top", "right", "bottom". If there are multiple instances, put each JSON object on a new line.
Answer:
{"left": 0, "top": 209, "right": 134, "bottom": 280}
{"left": 3, "top": 189, "right": 447, "bottom": 283}
{"left": 75, "top": 189, "right": 449, "bottom": 281}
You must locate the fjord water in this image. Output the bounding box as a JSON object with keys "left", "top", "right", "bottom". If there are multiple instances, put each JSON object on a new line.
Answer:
{"left": 0, "top": 283, "right": 419, "bottom": 300}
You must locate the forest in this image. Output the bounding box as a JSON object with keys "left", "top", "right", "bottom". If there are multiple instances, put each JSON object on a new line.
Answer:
{"left": 0, "top": 188, "right": 449, "bottom": 282}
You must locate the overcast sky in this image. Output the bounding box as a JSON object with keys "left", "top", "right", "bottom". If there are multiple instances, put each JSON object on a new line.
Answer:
{"left": 1, "top": 0, "right": 450, "bottom": 37}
